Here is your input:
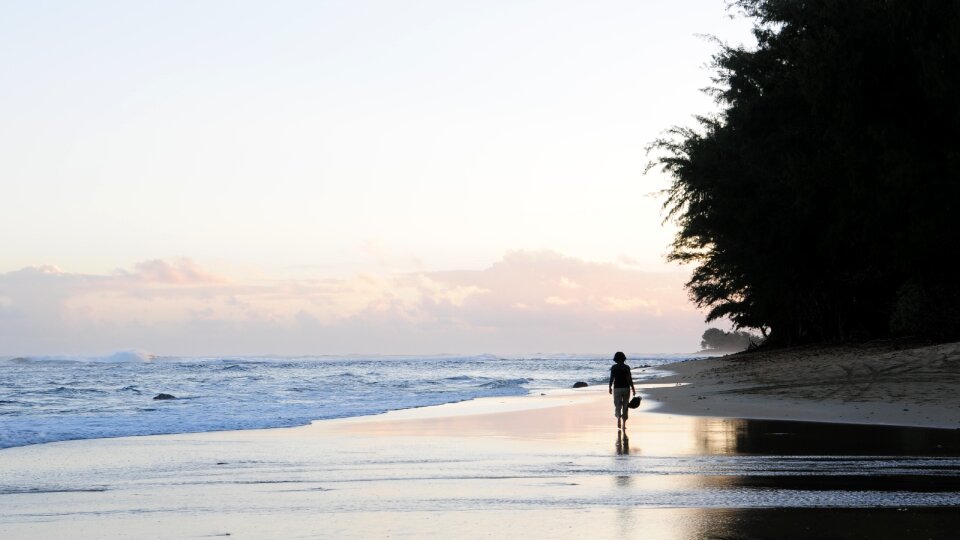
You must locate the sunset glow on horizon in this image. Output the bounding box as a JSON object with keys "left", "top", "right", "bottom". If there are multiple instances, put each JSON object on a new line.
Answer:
{"left": 1, "top": 1, "right": 754, "bottom": 355}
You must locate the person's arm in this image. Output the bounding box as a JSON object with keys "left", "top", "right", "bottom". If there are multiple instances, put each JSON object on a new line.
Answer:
{"left": 629, "top": 367, "right": 636, "bottom": 395}
{"left": 608, "top": 368, "right": 614, "bottom": 394}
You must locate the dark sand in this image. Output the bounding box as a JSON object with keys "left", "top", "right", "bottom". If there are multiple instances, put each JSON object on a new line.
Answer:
{"left": 645, "top": 341, "right": 960, "bottom": 428}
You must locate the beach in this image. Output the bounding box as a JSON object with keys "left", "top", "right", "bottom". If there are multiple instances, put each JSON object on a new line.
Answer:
{"left": 4, "top": 1, "right": 958, "bottom": 537}
{"left": 3, "top": 344, "right": 960, "bottom": 539}
{"left": 646, "top": 341, "right": 960, "bottom": 429}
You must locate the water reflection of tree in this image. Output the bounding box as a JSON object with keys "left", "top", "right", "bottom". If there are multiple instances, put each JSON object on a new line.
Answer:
{"left": 732, "top": 420, "right": 960, "bottom": 455}
{"left": 689, "top": 416, "right": 960, "bottom": 455}
{"left": 690, "top": 508, "right": 960, "bottom": 539}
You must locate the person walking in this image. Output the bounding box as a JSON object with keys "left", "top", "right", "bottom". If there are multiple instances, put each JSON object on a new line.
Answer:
{"left": 608, "top": 351, "right": 635, "bottom": 430}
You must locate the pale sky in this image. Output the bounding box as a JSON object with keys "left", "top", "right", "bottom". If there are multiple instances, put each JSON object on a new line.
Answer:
{"left": 0, "top": 1, "right": 754, "bottom": 355}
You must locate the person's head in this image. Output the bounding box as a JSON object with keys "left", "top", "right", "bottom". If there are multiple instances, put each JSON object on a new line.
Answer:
{"left": 613, "top": 351, "right": 626, "bottom": 364}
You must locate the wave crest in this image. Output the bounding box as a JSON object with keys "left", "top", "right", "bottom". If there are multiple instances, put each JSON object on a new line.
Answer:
{"left": 8, "top": 349, "right": 155, "bottom": 363}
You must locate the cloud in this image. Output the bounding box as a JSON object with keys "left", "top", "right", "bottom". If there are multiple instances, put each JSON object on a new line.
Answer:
{"left": 122, "top": 259, "right": 227, "bottom": 284}
{"left": 0, "top": 251, "right": 707, "bottom": 355}
{"left": 599, "top": 296, "right": 654, "bottom": 312}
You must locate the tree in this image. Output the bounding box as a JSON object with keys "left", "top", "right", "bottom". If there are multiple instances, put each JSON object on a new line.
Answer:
{"left": 700, "top": 327, "right": 762, "bottom": 352}
{"left": 651, "top": 0, "right": 960, "bottom": 345}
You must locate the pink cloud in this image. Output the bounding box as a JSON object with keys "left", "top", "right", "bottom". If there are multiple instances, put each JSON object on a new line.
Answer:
{"left": 122, "top": 259, "right": 227, "bottom": 284}
{"left": 0, "top": 251, "right": 708, "bottom": 355}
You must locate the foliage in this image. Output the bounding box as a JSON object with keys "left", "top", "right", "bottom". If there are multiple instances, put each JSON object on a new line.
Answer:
{"left": 700, "top": 327, "right": 763, "bottom": 352}
{"left": 651, "top": 0, "right": 960, "bottom": 345}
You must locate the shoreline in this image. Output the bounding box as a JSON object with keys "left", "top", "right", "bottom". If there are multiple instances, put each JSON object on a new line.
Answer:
{"left": 3, "top": 361, "right": 960, "bottom": 538}
{"left": 4, "top": 340, "right": 959, "bottom": 455}
{"left": 643, "top": 341, "right": 960, "bottom": 430}
{"left": 5, "top": 341, "right": 959, "bottom": 453}
{"left": 319, "top": 339, "right": 960, "bottom": 433}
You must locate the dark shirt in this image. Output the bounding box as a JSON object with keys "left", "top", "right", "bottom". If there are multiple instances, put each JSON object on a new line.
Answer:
{"left": 609, "top": 363, "right": 633, "bottom": 389}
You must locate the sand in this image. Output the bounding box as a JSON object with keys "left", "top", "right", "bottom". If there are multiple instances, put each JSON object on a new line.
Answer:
{"left": 645, "top": 341, "right": 960, "bottom": 429}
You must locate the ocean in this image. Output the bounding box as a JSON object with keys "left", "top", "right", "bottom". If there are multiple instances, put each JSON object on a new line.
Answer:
{"left": 0, "top": 351, "right": 694, "bottom": 449}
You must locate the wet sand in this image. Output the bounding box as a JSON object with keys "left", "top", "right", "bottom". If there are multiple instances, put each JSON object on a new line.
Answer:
{"left": 2, "top": 387, "right": 960, "bottom": 539}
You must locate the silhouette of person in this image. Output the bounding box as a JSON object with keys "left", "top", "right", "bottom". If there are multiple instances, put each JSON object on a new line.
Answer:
{"left": 608, "top": 351, "right": 636, "bottom": 430}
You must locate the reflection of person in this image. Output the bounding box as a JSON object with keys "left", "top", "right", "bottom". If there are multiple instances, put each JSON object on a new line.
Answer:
{"left": 616, "top": 430, "right": 630, "bottom": 455}
{"left": 608, "top": 351, "right": 636, "bottom": 430}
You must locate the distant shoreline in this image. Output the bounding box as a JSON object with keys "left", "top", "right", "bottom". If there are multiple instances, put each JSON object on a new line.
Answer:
{"left": 643, "top": 342, "right": 960, "bottom": 429}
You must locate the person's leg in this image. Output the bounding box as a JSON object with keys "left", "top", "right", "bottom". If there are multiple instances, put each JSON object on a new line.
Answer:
{"left": 614, "top": 388, "right": 629, "bottom": 428}
{"left": 613, "top": 389, "right": 626, "bottom": 428}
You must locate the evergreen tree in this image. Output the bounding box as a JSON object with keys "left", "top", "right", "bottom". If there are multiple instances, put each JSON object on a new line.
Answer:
{"left": 651, "top": 0, "right": 960, "bottom": 345}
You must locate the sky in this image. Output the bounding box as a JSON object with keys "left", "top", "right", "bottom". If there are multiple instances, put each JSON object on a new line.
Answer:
{"left": 0, "top": 1, "right": 755, "bottom": 356}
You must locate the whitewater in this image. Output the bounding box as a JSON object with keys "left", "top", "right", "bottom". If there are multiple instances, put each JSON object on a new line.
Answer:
{"left": 0, "top": 351, "right": 695, "bottom": 449}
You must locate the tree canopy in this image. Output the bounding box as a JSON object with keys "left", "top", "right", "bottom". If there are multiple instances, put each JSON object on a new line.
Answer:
{"left": 700, "top": 327, "right": 762, "bottom": 352}
{"left": 652, "top": 0, "right": 960, "bottom": 345}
